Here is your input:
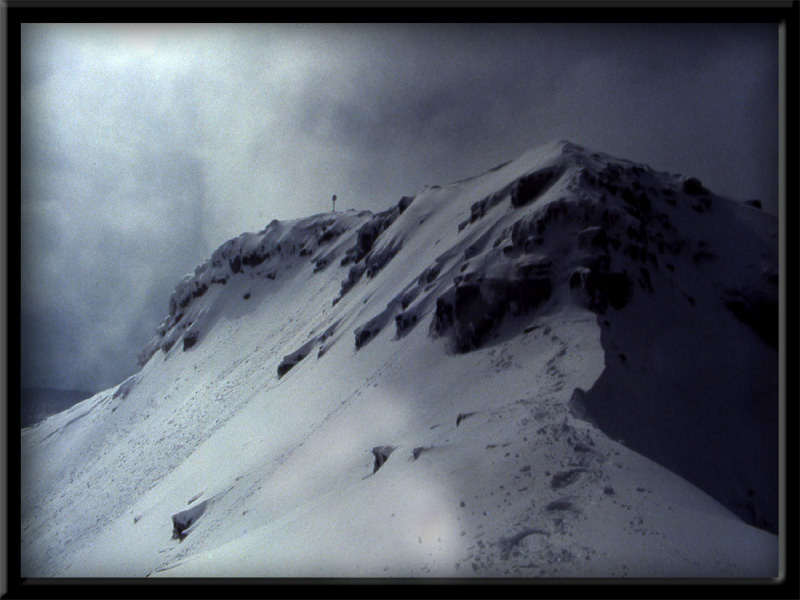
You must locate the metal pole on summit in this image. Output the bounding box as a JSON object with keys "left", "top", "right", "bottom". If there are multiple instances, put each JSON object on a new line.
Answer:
{"left": 332, "top": 194, "right": 337, "bottom": 211}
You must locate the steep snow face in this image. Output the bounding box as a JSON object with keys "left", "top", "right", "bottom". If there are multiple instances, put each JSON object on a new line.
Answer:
{"left": 21, "top": 140, "right": 779, "bottom": 577}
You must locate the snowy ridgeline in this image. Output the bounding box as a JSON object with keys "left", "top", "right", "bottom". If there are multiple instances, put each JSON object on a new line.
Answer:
{"left": 21, "top": 140, "right": 778, "bottom": 578}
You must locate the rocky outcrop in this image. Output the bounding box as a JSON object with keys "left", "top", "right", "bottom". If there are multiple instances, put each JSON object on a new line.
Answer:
{"left": 430, "top": 269, "right": 553, "bottom": 353}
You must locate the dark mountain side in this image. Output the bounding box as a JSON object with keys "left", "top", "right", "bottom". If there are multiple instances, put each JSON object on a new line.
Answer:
{"left": 567, "top": 193, "right": 778, "bottom": 531}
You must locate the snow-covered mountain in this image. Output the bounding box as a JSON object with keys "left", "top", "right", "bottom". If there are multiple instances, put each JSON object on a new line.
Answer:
{"left": 21, "top": 140, "right": 779, "bottom": 578}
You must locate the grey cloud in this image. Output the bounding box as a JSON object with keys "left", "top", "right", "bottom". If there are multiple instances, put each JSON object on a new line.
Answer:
{"left": 20, "top": 22, "right": 779, "bottom": 393}
{"left": 279, "top": 22, "right": 777, "bottom": 208}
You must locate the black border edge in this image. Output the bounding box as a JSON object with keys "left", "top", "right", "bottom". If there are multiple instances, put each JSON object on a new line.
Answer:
{"left": 4, "top": 2, "right": 799, "bottom": 599}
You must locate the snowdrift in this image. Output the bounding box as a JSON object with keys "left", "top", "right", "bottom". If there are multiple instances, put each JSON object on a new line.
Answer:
{"left": 21, "top": 140, "right": 779, "bottom": 578}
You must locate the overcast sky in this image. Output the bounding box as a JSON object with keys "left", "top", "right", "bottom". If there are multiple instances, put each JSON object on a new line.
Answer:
{"left": 20, "top": 22, "right": 778, "bottom": 392}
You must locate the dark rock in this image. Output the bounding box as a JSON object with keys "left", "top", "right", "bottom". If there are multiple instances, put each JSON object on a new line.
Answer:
{"left": 467, "top": 187, "right": 511, "bottom": 227}
{"left": 229, "top": 255, "right": 241, "bottom": 274}
{"left": 354, "top": 328, "right": 373, "bottom": 350}
{"left": 313, "top": 258, "right": 328, "bottom": 273}
{"left": 464, "top": 244, "right": 481, "bottom": 260}
{"left": 171, "top": 501, "right": 207, "bottom": 542}
{"left": 242, "top": 251, "right": 268, "bottom": 268}
{"left": 692, "top": 249, "right": 718, "bottom": 264}
{"left": 639, "top": 268, "right": 653, "bottom": 292}
{"left": 430, "top": 295, "right": 455, "bottom": 338}
{"left": 339, "top": 263, "right": 366, "bottom": 297}
{"left": 545, "top": 499, "right": 577, "bottom": 512}
{"left": 621, "top": 187, "right": 634, "bottom": 204}
{"left": 683, "top": 177, "right": 709, "bottom": 195}
{"left": 364, "top": 245, "right": 401, "bottom": 279}
{"left": 277, "top": 349, "right": 309, "bottom": 378}
{"left": 372, "top": 445, "right": 395, "bottom": 473}
{"left": 510, "top": 166, "right": 563, "bottom": 208}
{"left": 412, "top": 446, "right": 433, "bottom": 460}
{"left": 456, "top": 412, "right": 476, "bottom": 426}
{"left": 724, "top": 289, "right": 778, "bottom": 349}
{"left": 318, "top": 226, "right": 341, "bottom": 245}
{"left": 507, "top": 277, "right": 552, "bottom": 315}
{"left": 744, "top": 199, "right": 763, "bottom": 210}
{"left": 420, "top": 266, "right": 440, "bottom": 285}
{"left": 431, "top": 267, "right": 553, "bottom": 352}
{"left": 577, "top": 227, "right": 608, "bottom": 252}
{"left": 550, "top": 468, "right": 586, "bottom": 489}
{"left": 397, "top": 195, "right": 415, "bottom": 214}
{"left": 395, "top": 311, "right": 419, "bottom": 337}
{"left": 571, "top": 267, "right": 632, "bottom": 313}
{"left": 516, "top": 258, "right": 553, "bottom": 279}
{"left": 183, "top": 331, "right": 199, "bottom": 351}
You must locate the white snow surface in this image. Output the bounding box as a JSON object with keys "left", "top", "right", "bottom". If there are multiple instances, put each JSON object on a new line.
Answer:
{"left": 21, "top": 140, "right": 779, "bottom": 578}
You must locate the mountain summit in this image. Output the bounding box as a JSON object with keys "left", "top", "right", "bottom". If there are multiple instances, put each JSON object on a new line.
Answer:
{"left": 22, "top": 140, "right": 778, "bottom": 577}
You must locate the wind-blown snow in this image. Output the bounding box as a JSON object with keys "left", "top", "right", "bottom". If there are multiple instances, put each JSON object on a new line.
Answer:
{"left": 21, "top": 140, "right": 778, "bottom": 578}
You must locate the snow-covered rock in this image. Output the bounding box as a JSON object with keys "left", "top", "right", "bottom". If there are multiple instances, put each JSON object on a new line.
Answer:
{"left": 21, "top": 140, "right": 778, "bottom": 578}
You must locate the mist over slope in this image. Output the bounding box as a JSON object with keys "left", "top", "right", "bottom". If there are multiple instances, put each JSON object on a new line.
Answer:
{"left": 21, "top": 140, "right": 778, "bottom": 578}
{"left": 20, "top": 388, "right": 96, "bottom": 429}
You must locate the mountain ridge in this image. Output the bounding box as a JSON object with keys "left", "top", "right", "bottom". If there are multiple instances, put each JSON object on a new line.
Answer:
{"left": 22, "top": 140, "right": 778, "bottom": 577}
{"left": 140, "top": 138, "right": 775, "bottom": 361}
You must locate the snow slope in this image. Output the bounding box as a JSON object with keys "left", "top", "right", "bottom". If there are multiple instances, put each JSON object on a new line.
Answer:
{"left": 20, "top": 140, "right": 779, "bottom": 578}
